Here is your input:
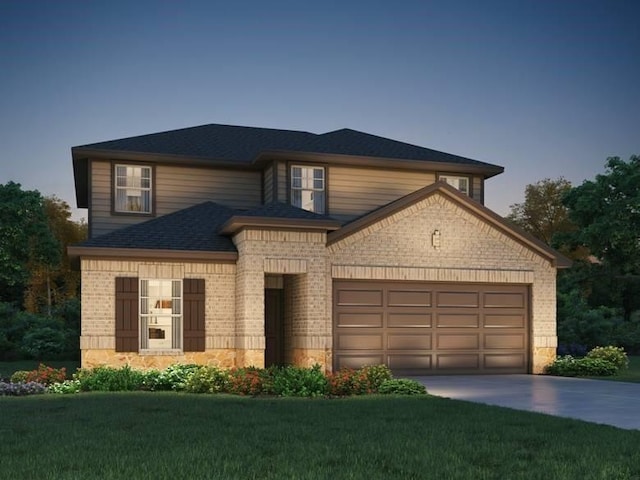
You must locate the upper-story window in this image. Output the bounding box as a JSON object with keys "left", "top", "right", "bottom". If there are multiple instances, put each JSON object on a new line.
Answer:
{"left": 438, "top": 174, "right": 470, "bottom": 196}
{"left": 291, "top": 165, "right": 325, "bottom": 214}
{"left": 114, "top": 165, "right": 152, "bottom": 214}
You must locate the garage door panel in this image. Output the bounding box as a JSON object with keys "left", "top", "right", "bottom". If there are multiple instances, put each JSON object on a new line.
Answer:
{"left": 338, "top": 334, "right": 382, "bottom": 350}
{"left": 387, "top": 333, "right": 432, "bottom": 350}
{"left": 388, "top": 312, "right": 432, "bottom": 328}
{"left": 337, "top": 289, "right": 383, "bottom": 306}
{"left": 484, "top": 333, "right": 525, "bottom": 349}
{"left": 336, "top": 312, "right": 383, "bottom": 328}
{"left": 437, "top": 291, "right": 479, "bottom": 308}
{"left": 484, "top": 353, "right": 526, "bottom": 369}
{"left": 437, "top": 354, "right": 480, "bottom": 369}
{"left": 484, "top": 292, "right": 525, "bottom": 308}
{"left": 336, "top": 354, "right": 384, "bottom": 370}
{"left": 437, "top": 313, "right": 479, "bottom": 328}
{"left": 334, "top": 281, "right": 529, "bottom": 374}
{"left": 388, "top": 354, "right": 432, "bottom": 370}
{"left": 388, "top": 290, "right": 432, "bottom": 307}
{"left": 484, "top": 314, "right": 525, "bottom": 328}
{"left": 437, "top": 333, "right": 479, "bottom": 350}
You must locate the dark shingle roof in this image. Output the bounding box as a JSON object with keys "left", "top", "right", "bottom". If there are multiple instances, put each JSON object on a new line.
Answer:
{"left": 79, "top": 202, "right": 237, "bottom": 252}
{"left": 73, "top": 123, "right": 495, "bottom": 168}
{"left": 240, "top": 202, "right": 337, "bottom": 221}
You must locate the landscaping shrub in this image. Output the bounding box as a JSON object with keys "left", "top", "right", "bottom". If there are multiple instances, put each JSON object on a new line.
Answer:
{"left": 184, "top": 366, "right": 229, "bottom": 394}
{"left": 24, "top": 364, "right": 67, "bottom": 386}
{"left": 545, "top": 355, "right": 618, "bottom": 377}
{"left": 227, "top": 367, "right": 267, "bottom": 396}
{"left": 74, "top": 365, "right": 146, "bottom": 392}
{"left": 9, "top": 370, "right": 29, "bottom": 383}
{"left": 586, "top": 346, "right": 628, "bottom": 370}
{"left": 47, "top": 379, "right": 81, "bottom": 394}
{"left": 153, "top": 364, "right": 202, "bottom": 391}
{"left": 20, "top": 326, "right": 66, "bottom": 359}
{"left": 0, "top": 381, "right": 46, "bottom": 396}
{"left": 378, "top": 379, "right": 427, "bottom": 395}
{"left": 327, "top": 365, "right": 394, "bottom": 396}
{"left": 270, "top": 364, "right": 328, "bottom": 397}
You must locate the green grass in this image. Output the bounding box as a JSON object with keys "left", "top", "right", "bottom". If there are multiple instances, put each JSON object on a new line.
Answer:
{"left": 0, "top": 360, "right": 79, "bottom": 380}
{"left": 1, "top": 393, "right": 639, "bottom": 479}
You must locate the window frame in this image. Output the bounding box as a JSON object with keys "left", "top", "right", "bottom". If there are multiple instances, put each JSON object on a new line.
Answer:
{"left": 288, "top": 164, "right": 327, "bottom": 214}
{"left": 111, "top": 162, "right": 155, "bottom": 216}
{"left": 437, "top": 173, "right": 472, "bottom": 196}
{"left": 139, "top": 278, "right": 183, "bottom": 353}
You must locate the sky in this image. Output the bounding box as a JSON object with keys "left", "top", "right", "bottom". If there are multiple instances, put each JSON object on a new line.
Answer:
{"left": 1, "top": 0, "right": 638, "bottom": 221}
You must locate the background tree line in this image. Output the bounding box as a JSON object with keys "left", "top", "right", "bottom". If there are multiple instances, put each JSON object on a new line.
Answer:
{"left": 507, "top": 155, "right": 640, "bottom": 354}
{"left": 0, "top": 181, "right": 87, "bottom": 360}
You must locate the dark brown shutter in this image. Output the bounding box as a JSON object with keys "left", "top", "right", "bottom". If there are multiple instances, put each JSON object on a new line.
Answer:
{"left": 115, "top": 277, "right": 139, "bottom": 352}
{"left": 183, "top": 278, "right": 205, "bottom": 352}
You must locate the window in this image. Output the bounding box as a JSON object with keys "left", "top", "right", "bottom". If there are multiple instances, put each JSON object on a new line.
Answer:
{"left": 115, "top": 165, "right": 152, "bottom": 213}
{"left": 291, "top": 165, "right": 325, "bottom": 214}
{"left": 139, "top": 279, "right": 182, "bottom": 350}
{"left": 439, "top": 175, "right": 470, "bottom": 195}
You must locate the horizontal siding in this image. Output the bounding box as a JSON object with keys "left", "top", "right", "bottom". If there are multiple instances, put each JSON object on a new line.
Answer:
{"left": 328, "top": 166, "right": 436, "bottom": 223}
{"left": 263, "top": 163, "right": 273, "bottom": 204}
{"left": 276, "top": 161, "right": 287, "bottom": 202}
{"left": 472, "top": 176, "right": 483, "bottom": 202}
{"left": 90, "top": 161, "right": 261, "bottom": 237}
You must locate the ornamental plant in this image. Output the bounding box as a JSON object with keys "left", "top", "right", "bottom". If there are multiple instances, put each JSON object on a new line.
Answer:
{"left": 378, "top": 379, "right": 427, "bottom": 395}
{"left": 586, "top": 346, "right": 628, "bottom": 371}
{"left": 0, "top": 381, "right": 46, "bottom": 396}
{"left": 24, "top": 364, "right": 66, "bottom": 386}
{"left": 227, "top": 367, "right": 266, "bottom": 396}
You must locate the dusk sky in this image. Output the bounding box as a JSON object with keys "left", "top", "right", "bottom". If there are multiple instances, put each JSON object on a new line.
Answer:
{"left": 1, "top": 0, "right": 638, "bottom": 221}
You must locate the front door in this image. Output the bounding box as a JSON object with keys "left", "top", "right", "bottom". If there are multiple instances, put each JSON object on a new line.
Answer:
{"left": 265, "top": 288, "right": 285, "bottom": 367}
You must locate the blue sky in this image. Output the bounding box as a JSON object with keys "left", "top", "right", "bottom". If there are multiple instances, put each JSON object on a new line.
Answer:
{"left": 1, "top": 0, "right": 638, "bottom": 221}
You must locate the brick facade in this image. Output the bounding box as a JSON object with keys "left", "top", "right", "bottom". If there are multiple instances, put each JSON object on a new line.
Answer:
{"left": 79, "top": 191, "right": 557, "bottom": 373}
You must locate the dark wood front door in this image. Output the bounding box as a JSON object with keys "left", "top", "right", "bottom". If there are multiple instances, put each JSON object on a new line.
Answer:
{"left": 265, "top": 288, "right": 285, "bottom": 367}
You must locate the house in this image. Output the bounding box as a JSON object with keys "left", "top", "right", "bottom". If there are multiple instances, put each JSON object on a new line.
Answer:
{"left": 69, "top": 123, "right": 570, "bottom": 375}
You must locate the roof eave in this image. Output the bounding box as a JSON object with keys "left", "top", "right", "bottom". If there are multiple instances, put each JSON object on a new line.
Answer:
{"left": 255, "top": 150, "right": 504, "bottom": 178}
{"left": 67, "top": 245, "right": 238, "bottom": 263}
{"left": 220, "top": 216, "right": 342, "bottom": 235}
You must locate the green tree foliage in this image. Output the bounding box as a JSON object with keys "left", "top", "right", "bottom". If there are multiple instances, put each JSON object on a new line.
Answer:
{"left": 563, "top": 155, "right": 640, "bottom": 320}
{"left": 506, "top": 177, "right": 575, "bottom": 245}
{"left": 0, "top": 182, "right": 60, "bottom": 306}
{"left": 563, "top": 156, "right": 640, "bottom": 275}
{"left": 24, "top": 196, "right": 87, "bottom": 314}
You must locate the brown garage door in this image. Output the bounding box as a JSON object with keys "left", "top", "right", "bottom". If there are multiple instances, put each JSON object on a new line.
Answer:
{"left": 333, "top": 281, "right": 529, "bottom": 375}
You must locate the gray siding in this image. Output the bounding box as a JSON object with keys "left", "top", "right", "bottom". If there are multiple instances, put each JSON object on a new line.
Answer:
{"left": 90, "top": 161, "right": 261, "bottom": 237}
{"left": 263, "top": 163, "right": 274, "bottom": 204}
{"left": 472, "top": 176, "right": 483, "bottom": 203}
{"left": 276, "top": 161, "right": 287, "bottom": 202}
{"left": 328, "top": 166, "right": 436, "bottom": 223}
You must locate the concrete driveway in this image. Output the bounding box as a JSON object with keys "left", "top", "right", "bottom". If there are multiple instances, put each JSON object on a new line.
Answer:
{"left": 412, "top": 374, "right": 640, "bottom": 430}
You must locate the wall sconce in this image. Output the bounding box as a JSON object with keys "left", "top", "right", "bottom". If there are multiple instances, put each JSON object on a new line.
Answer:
{"left": 432, "top": 229, "right": 441, "bottom": 250}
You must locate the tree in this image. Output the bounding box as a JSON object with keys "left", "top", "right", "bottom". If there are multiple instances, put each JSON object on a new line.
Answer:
{"left": 506, "top": 178, "right": 576, "bottom": 246}
{"left": 0, "top": 182, "right": 60, "bottom": 307}
{"left": 563, "top": 155, "right": 640, "bottom": 320}
{"left": 24, "top": 196, "right": 87, "bottom": 314}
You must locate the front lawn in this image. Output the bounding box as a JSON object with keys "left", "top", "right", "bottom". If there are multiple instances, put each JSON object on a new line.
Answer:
{"left": 2, "top": 393, "right": 639, "bottom": 479}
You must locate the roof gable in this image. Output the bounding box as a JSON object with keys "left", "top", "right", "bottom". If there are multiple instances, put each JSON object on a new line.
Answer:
{"left": 328, "top": 182, "right": 571, "bottom": 268}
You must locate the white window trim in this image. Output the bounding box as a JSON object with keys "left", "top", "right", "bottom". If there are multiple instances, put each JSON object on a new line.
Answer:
{"left": 139, "top": 278, "right": 183, "bottom": 353}
{"left": 114, "top": 164, "right": 153, "bottom": 214}
{"left": 438, "top": 174, "right": 470, "bottom": 196}
{"left": 290, "top": 165, "right": 326, "bottom": 214}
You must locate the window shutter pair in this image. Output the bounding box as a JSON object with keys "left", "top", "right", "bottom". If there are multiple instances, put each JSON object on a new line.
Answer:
{"left": 115, "top": 277, "right": 205, "bottom": 352}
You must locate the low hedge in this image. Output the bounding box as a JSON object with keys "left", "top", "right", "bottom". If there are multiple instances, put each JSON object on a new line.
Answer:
{"left": 545, "top": 345, "right": 629, "bottom": 377}
{"left": 4, "top": 363, "right": 428, "bottom": 398}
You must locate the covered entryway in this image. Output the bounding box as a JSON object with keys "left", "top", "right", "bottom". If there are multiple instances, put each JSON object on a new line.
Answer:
{"left": 333, "top": 280, "right": 530, "bottom": 375}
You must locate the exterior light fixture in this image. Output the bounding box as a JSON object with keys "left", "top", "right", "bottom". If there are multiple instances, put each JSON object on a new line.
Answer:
{"left": 432, "top": 229, "right": 441, "bottom": 250}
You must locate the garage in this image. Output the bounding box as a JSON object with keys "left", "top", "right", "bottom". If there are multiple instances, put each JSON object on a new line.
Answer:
{"left": 333, "top": 280, "right": 530, "bottom": 374}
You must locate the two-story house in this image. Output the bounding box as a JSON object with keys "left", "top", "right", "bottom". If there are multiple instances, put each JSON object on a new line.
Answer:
{"left": 69, "top": 124, "right": 569, "bottom": 374}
